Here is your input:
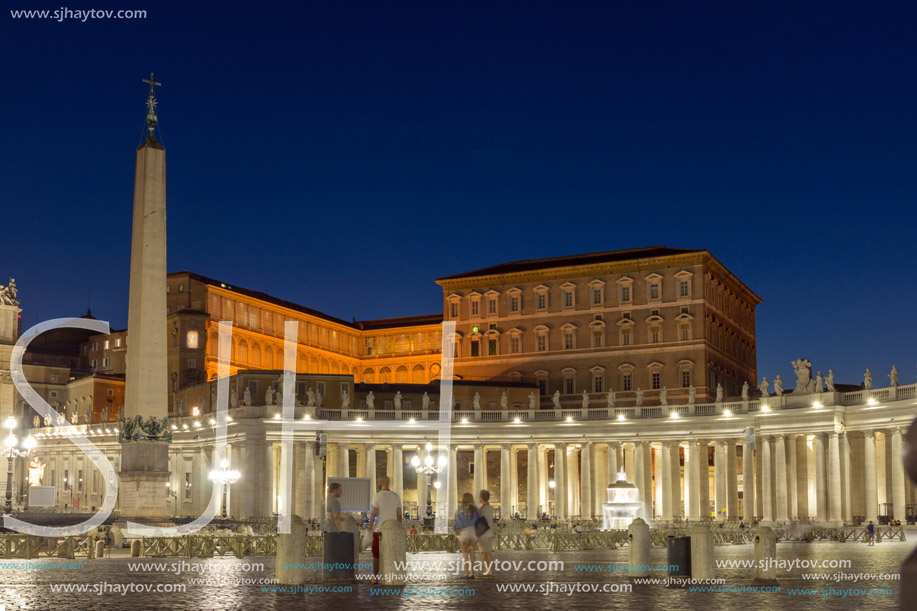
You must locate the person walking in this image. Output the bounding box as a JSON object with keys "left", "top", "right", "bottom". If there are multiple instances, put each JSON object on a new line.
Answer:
{"left": 368, "top": 476, "right": 402, "bottom": 584}
{"left": 477, "top": 490, "right": 495, "bottom": 577}
{"left": 323, "top": 482, "right": 343, "bottom": 533}
{"left": 453, "top": 493, "right": 480, "bottom": 578}
{"left": 867, "top": 521, "right": 876, "bottom": 546}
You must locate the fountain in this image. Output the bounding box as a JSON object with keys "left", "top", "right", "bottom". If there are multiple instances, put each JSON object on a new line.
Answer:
{"left": 602, "top": 470, "right": 643, "bottom": 530}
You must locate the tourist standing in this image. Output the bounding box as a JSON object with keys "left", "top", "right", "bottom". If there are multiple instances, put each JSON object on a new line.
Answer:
{"left": 453, "top": 493, "right": 480, "bottom": 578}
{"left": 323, "top": 482, "right": 343, "bottom": 533}
{"left": 867, "top": 521, "right": 876, "bottom": 546}
{"left": 477, "top": 490, "right": 495, "bottom": 577}
{"left": 368, "top": 476, "right": 403, "bottom": 584}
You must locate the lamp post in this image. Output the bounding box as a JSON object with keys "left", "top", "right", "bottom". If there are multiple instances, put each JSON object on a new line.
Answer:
{"left": 208, "top": 459, "right": 240, "bottom": 519}
{"left": 2, "top": 417, "right": 36, "bottom": 514}
{"left": 411, "top": 442, "right": 447, "bottom": 531}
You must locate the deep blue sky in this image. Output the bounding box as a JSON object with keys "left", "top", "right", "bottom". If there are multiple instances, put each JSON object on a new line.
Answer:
{"left": 3, "top": 1, "right": 915, "bottom": 386}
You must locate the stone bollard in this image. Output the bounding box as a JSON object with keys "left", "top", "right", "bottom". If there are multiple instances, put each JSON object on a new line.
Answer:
{"left": 276, "top": 515, "right": 308, "bottom": 585}
{"left": 627, "top": 518, "right": 650, "bottom": 577}
{"left": 95, "top": 540, "right": 105, "bottom": 558}
{"left": 690, "top": 525, "right": 715, "bottom": 581}
{"left": 110, "top": 525, "right": 123, "bottom": 550}
{"left": 753, "top": 526, "right": 778, "bottom": 584}
{"left": 339, "top": 514, "right": 362, "bottom": 574}
{"left": 380, "top": 521, "right": 407, "bottom": 586}
{"left": 130, "top": 540, "right": 141, "bottom": 557}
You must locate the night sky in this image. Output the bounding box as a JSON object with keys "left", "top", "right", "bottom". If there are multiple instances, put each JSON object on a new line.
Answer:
{"left": 3, "top": 1, "right": 915, "bottom": 386}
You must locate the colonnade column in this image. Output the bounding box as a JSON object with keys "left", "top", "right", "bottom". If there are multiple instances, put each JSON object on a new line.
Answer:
{"left": 714, "top": 440, "right": 726, "bottom": 521}
{"left": 841, "top": 433, "right": 852, "bottom": 523}
{"left": 726, "top": 440, "right": 738, "bottom": 519}
{"left": 742, "top": 440, "right": 755, "bottom": 521}
{"left": 654, "top": 445, "right": 663, "bottom": 521}
{"left": 595, "top": 445, "right": 607, "bottom": 518}
{"left": 698, "top": 441, "right": 710, "bottom": 519}
{"left": 607, "top": 442, "right": 619, "bottom": 480}
{"left": 668, "top": 443, "right": 680, "bottom": 519}
{"left": 661, "top": 441, "right": 673, "bottom": 521}
{"left": 890, "top": 428, "right": 906, "bottom": 522}
{"left": 761, "top": 436, "right": 774, "bottom": 523}
{"left": 634, "top": 441, "right": 647, "bottom": 521}
{"left": 826, "top": 432, "right": 841, "bottom": 525}
{"left": 864, "top": 431, "right": 878, "bottom": 524}
{"left": 473, "top": 445, "right": 484, "bottom": 499}
{"left": 787, "top": 435, "right": 798, "bottom": 520}
{"left": 687, "top": 441, "right": 699, "bottom": 519}
{"left": 814, "top": 433, "right": 827, "bottom": 523}
{"left": 582, "top": 442, "right": 593, "bottom": 520}
{"left": 510, "top": 447, "right": 519, "bottom": 515}
{"left": 538, "top": 446, "right": 548, "bottom": 510}
{"left": 500, "top": 444, "right": 512, "bottom": 516}
{"left": 795, "top": 436, "right": 809, "bottom": 519}
{"left": 339, "top": 444, "right": 350, "bottom": 478}
{"left": 643, "top": 442, "right": 654, "bottom": 520}
{"left": 554, "top": 443, "right": 567, "bottom": 519}
{"left": 392, "top": 445, "right": 403, "bottom": 500}
{"left": 366, "top": 444, "right": 376, "bottom": 484}
{"left": 527, "top": 444, "right": 538, "bottom": 520}
{"left": 775, "top": 435, "right": 788, "bottom": 523}
{"left": 567, "top": 445, "right": 579, "bottom": 516}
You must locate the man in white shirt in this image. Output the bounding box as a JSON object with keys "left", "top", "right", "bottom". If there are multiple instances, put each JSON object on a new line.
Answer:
{"left": 368, "top": 475, "right": 402, "bottom": 583}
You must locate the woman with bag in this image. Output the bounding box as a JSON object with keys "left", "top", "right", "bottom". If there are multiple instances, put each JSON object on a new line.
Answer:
{"left": 453, "top": 493, "right": 479, "bottom": 578}
{"left": 477, "top": 490, "right": 495, "bottom": 577}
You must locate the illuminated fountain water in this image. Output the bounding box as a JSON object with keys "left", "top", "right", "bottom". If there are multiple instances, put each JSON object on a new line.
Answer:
{"left": 601, "top": 470, "right": 642, "bottom": 530}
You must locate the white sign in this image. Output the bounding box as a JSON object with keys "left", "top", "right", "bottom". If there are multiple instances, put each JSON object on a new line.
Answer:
{"left": 28, "top": 486, "right": 56, "bottom": 508}
{"left": 328, "top": 477, "right": 372, "bottom": 512}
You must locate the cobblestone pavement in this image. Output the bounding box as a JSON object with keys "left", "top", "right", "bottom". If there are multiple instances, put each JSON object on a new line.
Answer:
{"left": 0, "top": 540, "right": 911, "bottom": 610}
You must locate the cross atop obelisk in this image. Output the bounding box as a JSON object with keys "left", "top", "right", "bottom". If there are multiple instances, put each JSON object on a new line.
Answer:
{"left": 142, "top": 72, "right": 161, "bottom": 134}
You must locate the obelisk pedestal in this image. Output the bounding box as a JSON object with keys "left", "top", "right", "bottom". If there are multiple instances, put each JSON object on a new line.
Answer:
{"left": 119, "top": 442, "right": 170, "bottom": 519}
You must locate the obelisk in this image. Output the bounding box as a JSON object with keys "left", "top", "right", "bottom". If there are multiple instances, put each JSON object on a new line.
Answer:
{"left": 119, "top": 74, "right": 170, "bottom": 520}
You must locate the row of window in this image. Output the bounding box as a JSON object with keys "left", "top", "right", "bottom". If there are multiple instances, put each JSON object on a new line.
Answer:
{"left": 86, "top": 337, "right": 123, "bottom": 353}
{"left": 448, "top": 273, "right": 693, "bottom": 320}
{"left": 207, "top": 294, "right": 362, "bottom": 356}
{"left": 705, "top": 275, "right": 755, "bottom": 328}
{"left": 458, "top": 319, "right": 694, "bottom": 357}
{"left": 539, "top": 367, "right": 693, "bottom": 396}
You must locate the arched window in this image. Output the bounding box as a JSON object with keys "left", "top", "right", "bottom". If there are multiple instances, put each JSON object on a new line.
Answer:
{"left": 251, "top": 343, "right": 261, "bottom": 367}
{"left": 264, "top": 346, "right": 274, "bottom": 368}
{"left": 562, "top": 368, "right": 577, "bottom": 395}
{"left": 395, "top": 365, "right": 409, "bottom": 383}
{"left": 412, "top": 364, "right": 425, "bottom": 384}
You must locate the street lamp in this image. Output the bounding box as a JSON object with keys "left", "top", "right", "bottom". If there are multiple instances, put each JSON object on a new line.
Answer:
{"left": 2, "top": 417, "right": 36, "bottom": 514}
{"left": 411, "top": 442, "right": 447, "bottom": 530}
{"left": 208, "top": 459, "right": 240, "bottom": 519}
